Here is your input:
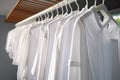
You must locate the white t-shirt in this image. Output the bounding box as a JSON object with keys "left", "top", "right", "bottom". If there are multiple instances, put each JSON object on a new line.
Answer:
{"left": 43, "top": 18, "right": 62, "bottom": 80}
{"left": 37, "top": 15, "right": 67, "bottom": 80}
{"left": 69, "top": 5, "right": 120, "bottom": 80}
{"left": 6, "top": 24, "right": 34, "bottom": 80}
{"left": 56, "top": 11, "right": 85, "bottom": 80}
{"left": 25, "top": 23, "right": 42, "bottom": 80}
{"left": 48, "top": 10, "right": 86, "bottom": 80}
{"left": 17, "top": 24, "right": 34, "bottom": 80}
{"left": 36, "top": 22, "right": 50, "bottom": 80}
{"left": 6, "top": 28, "right": 18, "bottom": 60}
{"left": 6, "top": 26, "right": 28, "bottom": 65}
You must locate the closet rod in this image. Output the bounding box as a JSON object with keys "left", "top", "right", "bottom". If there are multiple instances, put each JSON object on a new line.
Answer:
{"left": 15, "top": 0, "right": 76, "bottom": 27}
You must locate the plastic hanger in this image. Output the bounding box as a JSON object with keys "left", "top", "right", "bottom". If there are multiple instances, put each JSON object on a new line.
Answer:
{"left": 58, "top": 2, "right": 64, "bottom": 16}
{"left": 94, "top": 0, "right": 105, "bottom": 6}
{"left": 85, "top": 0, "right": 88, "bottom": 9}
{"left": 46, "top": 12, "right": 49, "bottom": 20}
{"left": 94, "top": 0, "right": 97, "bottom": 7}
{"left": 49, "top": 7, "right": 54, "bottom": 20}
{"left": 40, "top": 16, "right": 43, "bottom": 21}
{"left": 72, "top": 0, "right": 88, "bottom": 17}
{"left": 43, "top": 13, "right": 49, "bottom": 23}
{"left": 62, "top": 0, "right": 70, "bottom": 16}
{"left": 61, "top": 1, "right": 64, "bottom": 15}
{"left": 93, "top": 0, "right": 110, "bottom": 28}
{"left": 51, "top": 0, "right": 68, "bottom": 22}
{"left": 62, "top": 0, "right": 68, "bottom": 16}
{"left": 62, "top": 1, "right": 66, "bottom": 15}
{"left": 102, "top": 0, "right": 105, "bottom": 5}
{"left": 66, "top": 0, "right": 72, "bottom": 14}
{"left": 64, "top": 0, "right": 68, "bottom": 14}
{"left": 55, "top": 4, "right": 60, "bottom": 18}
{"left": 74, "top": 0, "right": 80, "bottom": 11}
{"left": 43, "top": 14, "right": 47, "bottom": 21}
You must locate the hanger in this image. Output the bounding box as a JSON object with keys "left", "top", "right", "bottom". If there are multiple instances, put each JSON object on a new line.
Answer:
{"left": 46, "top": 13, "right": 49, "bottom": 20}
{"left": 65, "top": 0, "right": 68, "bottom": 14}
{"left": 63, "top": 0, "right": 68, "bottom": 15}
{"left": 71, "top": 0, "right": 88, "bottom": 17}
{"left": 67, "top": 0, "right": 73, "bottom": 13}
{"left": 94, "top": 0, "right": 110, "bottom": 28}
{"left": 42, "top": 14, "right": 46, "bottom": 21}
{"left": 74, "top": 0, "right": 80, "bottom": 11}
{"left": 102, "top": 0, "right": 105, "bottom": 5}
{"left": 61, "top": 1, "right": 66, "bottom": 15}
{"left": 85, "top": 0, "right": 88, "bottom": 9}
{"left": 44, "top": 13, "right": 47, "bottom": 20}
{"left": 55, "top": 4, "right": 60, "bottom": 18}
{"left": 36, "top": 14, "right": 42, "bottom": 22}
{"left": 94, "top": 0, "right": 97, "bottom": 7}
{"left": 94, "top": 0, "right": 105, "bottom": 6}
{"left": 61, "top": 1, "right": 64, "bottom": 15}
{"left": 58, "top": 2, "right": 64, "bottom": 16}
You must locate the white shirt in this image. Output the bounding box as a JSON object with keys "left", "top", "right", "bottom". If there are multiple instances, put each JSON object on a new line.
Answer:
{"left": 6, "top": 28, "right": 17, "bottom": 60}
{"left": 25, "top": 23, "right": 42, "bottom": 80}
{"left": 56, "top": 11, "right": 84, "bottom": 80}
{"left": 6, "top": 26, "right": 27, "bottom": 65}
{"left": 43, "top": 18, "right": 62, "bottom": 80}
{"left": 48, "top": 10, "right": 85, "bottom": 80}
{"left": 17, "top": 24, "right": 33, "bottom": 80}
{"left": 69, "top": 5, "right": 120, "bottom": 80}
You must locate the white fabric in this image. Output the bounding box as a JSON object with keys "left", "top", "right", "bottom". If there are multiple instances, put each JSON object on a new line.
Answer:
{"left": 6, "top": 26, "right": 27, "bottom": 65}
{"left": 17, "top": 25, "right": 33, "bottom": 80}
{"left": 43, "top": 18, "right": 62, "bottom": 80}
{"left": 30, "top": 24, "right": 44, "bottom": 76}
{"left": 36, "top": 22, "right": 50, "bottom": 80}
{"left": 53, "top": 11, "right": 84, "bottom": 80}
{"left": 6, "top": 4, "right": 120, "bottom": 80}
{"left": 6, "top": 28, "right": 18, "bottom": 60}
{"left": 26, "top": 24, "right": 42, "bottom": 80}
{"left": 68, "top": 5, "right": 120, "bottom": 80}
{"left": 47, "top": 11, "right": 79, "bottom": 80}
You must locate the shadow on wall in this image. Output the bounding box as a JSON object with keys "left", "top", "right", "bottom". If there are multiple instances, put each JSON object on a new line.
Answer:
{"left": 0, "top": 15, "right": 17, "bottom": 80}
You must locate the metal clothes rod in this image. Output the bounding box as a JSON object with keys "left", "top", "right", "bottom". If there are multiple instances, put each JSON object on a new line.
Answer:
{"left": 15, "top": 0, "right": 76, "bottom": 27}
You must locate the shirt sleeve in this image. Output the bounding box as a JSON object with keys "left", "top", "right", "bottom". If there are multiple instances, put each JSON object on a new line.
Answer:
{"left": 110, "top": 21, "right": 120, "bottom": 40}
{"left": 6, "top": 29, "right": 16, "bottom": 59}
{"left": 110, "top": 20, "right": 120, "bottom": 63}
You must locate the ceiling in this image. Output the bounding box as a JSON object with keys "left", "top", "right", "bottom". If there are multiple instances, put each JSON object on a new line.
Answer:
{"left": 0, "top": 0, "right": 18, "bottom": 16}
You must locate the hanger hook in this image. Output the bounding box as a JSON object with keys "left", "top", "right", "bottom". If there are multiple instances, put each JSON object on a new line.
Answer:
{"left": 102, "top": 0, "right": 105, "bottom": 4}
{"left": 85, "top": 0, "right": 88, "bottom": 9}
{"left": 59, "top": 2, "right": 63, "bottom": 15}
{"left": 65, "top": 0, "right": 68, "bottom": 13}
{"left": 95, "top": 0, "right": 97, "bottom": 6}
{"left": 74, "top": 0, "right": 79, "bottom": 10}
{"left": 41, "top": 15, "right": 43, "bottom": 21}
{"left": 43, "top": 15, "right": 45, "bottom": 21}
{"left": 46, "top": 13, "right": 48, "bottom": 19}
{"left": 56, "top": 4, "right": 59, "bottom": 16}
{"left": 61, "top": 1, "right": 64, "bottom": 15}
{"left": 39, "top": 16, "right": 41, "bottom": 21}
{"left": 45, "top": 13, "right": 47, "bottom": 20}
{"left": 68, "top": 0, "right": 72, "bottom": 13}
{"left": 50, "top": 7, "right": 54, "bottom": 18}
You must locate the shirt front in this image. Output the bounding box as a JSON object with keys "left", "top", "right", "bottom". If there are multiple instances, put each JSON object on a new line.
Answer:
{"left": 73, "top": 5, "right": 120, "bottom": 80}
